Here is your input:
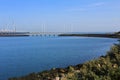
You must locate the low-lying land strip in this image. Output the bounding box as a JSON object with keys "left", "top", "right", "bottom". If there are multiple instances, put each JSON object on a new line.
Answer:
{"left": 58, "top": 32, "right": 120, "bottom": 38}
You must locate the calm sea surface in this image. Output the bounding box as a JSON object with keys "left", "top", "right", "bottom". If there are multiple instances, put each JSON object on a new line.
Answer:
{"left": 0, "top": 36, "right": 117, "bottom": 80}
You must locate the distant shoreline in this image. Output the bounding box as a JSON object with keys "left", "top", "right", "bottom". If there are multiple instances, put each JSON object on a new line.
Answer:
{"left": 0, "top": 31, "right": 120, "bottom": 38}
{"left": 58, "top": 33, "right": 120, "bottom": 38}
{"left": 0, "top": 32, "right": 120, "bottom": 38}
{"left": 0, "top": 32, "right": 29, "bottom": 37}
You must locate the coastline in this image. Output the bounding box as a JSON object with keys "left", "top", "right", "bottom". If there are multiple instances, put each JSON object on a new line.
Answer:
{"left": 0, "top": 32, "right": 120, "bottom": 38}
{"left": 9, "top": 36, "right": 120, "bottom": 80}
{"left": 0, "top": 32, "right": 30, "bottom": 37}
{"left": 58, "top": 33, "right": 120, "bottom": 38}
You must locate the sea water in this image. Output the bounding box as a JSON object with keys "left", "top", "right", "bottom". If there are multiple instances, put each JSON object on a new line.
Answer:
{"left": 0, "top": 36, "right": 117, "bottom": 80}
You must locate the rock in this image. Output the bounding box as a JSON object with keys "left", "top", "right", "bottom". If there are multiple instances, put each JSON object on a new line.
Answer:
{"left": 55, "top": 77, "right": 60, "bottom": 80}
{"left": 60, "top": 69, "right": 66, "bottom": 73}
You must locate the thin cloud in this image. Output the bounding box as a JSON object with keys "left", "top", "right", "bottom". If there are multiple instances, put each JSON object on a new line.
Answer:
{"left": 68, "top": 2, "right": 105, "bottom": 12}
{"left": 89, "top": 2, "right": 105, "bottom": 7}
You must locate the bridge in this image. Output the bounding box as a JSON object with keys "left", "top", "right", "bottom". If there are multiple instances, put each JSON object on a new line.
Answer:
{"left": 29, "top": 32, "right": 64, "bottom": 37}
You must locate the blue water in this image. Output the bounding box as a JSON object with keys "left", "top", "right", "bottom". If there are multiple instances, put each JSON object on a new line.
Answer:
{"left": 0, "top": 36, "right": 117, "bottom": 80}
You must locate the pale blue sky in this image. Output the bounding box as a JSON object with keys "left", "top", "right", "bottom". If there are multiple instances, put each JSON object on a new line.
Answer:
{"left": 0, "top": 0, "right": 120, "bottom": 32}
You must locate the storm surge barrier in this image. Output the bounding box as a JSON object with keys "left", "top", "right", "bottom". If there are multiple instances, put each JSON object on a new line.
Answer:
{"left": 29, "top": 32, "right": 63, "bottom": 37}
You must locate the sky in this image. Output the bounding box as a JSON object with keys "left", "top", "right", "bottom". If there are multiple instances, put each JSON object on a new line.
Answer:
{"left": 0, "top": 0, "right": 120, "bottom": 32}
